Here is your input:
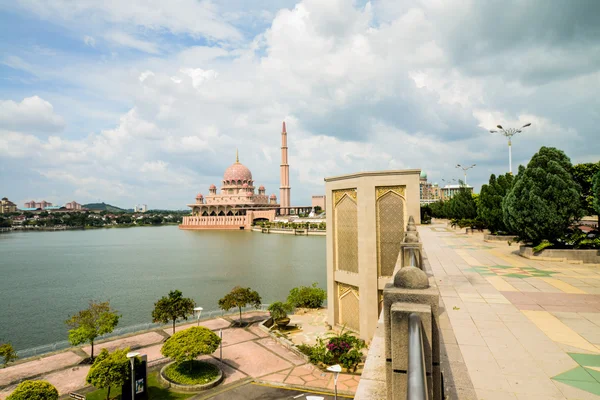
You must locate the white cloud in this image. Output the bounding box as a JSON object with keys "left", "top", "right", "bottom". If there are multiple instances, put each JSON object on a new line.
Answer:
{"left": 0, "top": 96, "right": 65, "bottom": 133}
{"left": 83, "top": 35, "right": 96, "bottom": 47}
{"left": 179, "top": 68, "right": 218, "bottom": 89}
{"left": 105, "top": 31, "right": 160, "bottom": 54}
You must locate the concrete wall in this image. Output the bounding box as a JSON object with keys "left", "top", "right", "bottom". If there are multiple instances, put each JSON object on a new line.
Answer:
{"left": 519, "top": 245, "right": 600, "bottom": 264}
{"left": 325, "top": 170, "right": 421, "bottom": 340}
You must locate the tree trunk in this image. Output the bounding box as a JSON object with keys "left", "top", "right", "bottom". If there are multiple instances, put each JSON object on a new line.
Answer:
{"left": 238, "top": 306, "right": 242, "bottom": 326}
{"left": 172, "top": 319, "right": 176, "bottom": 335}
{"left": 90, "top": 339, "right": 94, "bottom": 360}
{"left": 106, "top": 385, "right": 111, "bottom": 400}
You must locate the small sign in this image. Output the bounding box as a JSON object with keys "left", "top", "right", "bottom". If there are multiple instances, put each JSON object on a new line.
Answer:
{"left": 136, "top": 378, "right": 144, "bottom": 394}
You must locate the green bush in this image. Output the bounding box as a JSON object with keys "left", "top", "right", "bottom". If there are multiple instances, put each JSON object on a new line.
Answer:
{"left": 6, "top": 380, "right": 58, "bottom": 400}
{"left": 502, "top": 147, "right": 583, "bottom": 244}
{"left": 593, "top": 170, "right": 600, "bottom": 227}
{"left": 0, "top": 342, "right": 18, "bottom": 367}
{"left": 287, "top": 283, "right": 326, "bottom": 308}
{"left": 449, "top": 187, "right": 478, "bottom": 220}
{"left": 478, "top": 173, "right": 514, "bottom": 234}
{"left": 161, "top": 327, "right": 221, "bottom": 369}
{"left": 268, "top": 301, "right": 293, "bottom": 321}
{"left": 164, "top": 360, "right": 219, "bottom": 385}
{"left": 340, "top": 348, "right": 362, "bottom": 372}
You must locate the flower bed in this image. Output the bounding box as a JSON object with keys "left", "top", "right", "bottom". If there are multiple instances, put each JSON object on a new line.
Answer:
{"left": 159, "top": 361, "right": 223, "bottom": 392}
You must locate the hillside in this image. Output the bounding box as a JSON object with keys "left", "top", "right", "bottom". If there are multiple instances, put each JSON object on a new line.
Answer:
{"left": 83, "top": 202, "right": 127, "bottom": 212}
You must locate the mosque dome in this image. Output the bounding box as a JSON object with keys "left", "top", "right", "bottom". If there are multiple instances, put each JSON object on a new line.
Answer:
{"left": 270, "top": 194, "right": 277, "bottom": 199}
{"left": 209, "top": 184, "right": 216, "bottom": 189}
{"left": 196, "top": 193, "right": 203, "bottom": 198}
{"left": 259, "top": 185, "right": 265, "bottom": 190}
{"left": 223, "top": 162, "right": 253, "bottom": 183}
{"left": 420, "top": 171, "right": 427, "bottom": 179}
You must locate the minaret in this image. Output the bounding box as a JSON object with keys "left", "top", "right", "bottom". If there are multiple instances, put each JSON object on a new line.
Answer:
{"left": 280, "top": 121, "right": 291, "bottom": 215}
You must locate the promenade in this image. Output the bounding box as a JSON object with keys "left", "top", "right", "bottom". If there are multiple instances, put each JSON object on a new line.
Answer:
{"left": 0, "top": 312, "right": 359, "bottom": 399}
{"left": 422, "top": 222, "right": 600, "bottom": 399}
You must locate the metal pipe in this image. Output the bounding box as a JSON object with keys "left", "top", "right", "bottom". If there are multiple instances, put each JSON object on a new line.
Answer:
{"left": 407, "top": 313, "right": 428, "bottom": 400}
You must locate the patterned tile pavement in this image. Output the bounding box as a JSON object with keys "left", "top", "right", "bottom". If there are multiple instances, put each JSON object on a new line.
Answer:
{"left": 422, "top": 222, "right": 600, "bottom": 399}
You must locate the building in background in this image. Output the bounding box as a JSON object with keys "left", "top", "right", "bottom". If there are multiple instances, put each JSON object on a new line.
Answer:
{"left": 65, "top": 201, "right": 82, "bottom": 210}
{"left": 312, "top": 195, "right": 326, "bottom": 211}
{"left": 441, "top": 184, "right": 473, "bottom": 200}
{"left": 24, "top": 200, "right": 53, "bottom": 210}
{"left": 134, "top": 204, "right": 148, "bottom": 213}
{"left": 419, "top": 171, "right": 441, "bottom": 205}
{"left": 1, "top": 197, "right": 17, "bottom": 214}
{"left": 279, "top": 122, "right": 291, "bottom": 215}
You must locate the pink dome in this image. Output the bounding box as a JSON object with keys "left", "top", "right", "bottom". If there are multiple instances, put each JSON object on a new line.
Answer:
{"left": 259, "top": 185, "right": 265, "bottom": 190}
{"left": 196, "top": 193, "right": 203, "bottom": 198}
{"left": 270, "top": 194, "right": 277, "bottom": 199}
{"left": 223, "top": 162, "right": 252, "bottom": 182}
{"left": 242, "top": 183, "right": 249, "bottom": 188}
{"left": 246, "top": 191, "right": 252, "bottom": 197}
{"left": 209, "top": 184, "right": 216, "bottom": 189}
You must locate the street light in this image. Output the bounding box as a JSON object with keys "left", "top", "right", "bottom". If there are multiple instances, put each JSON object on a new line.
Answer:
{"left": 327, "top": 364, "right": 342, "bottom": 400}
{"left": 194, "top": 307, "right": 203, "bottom": 326}
{"left": 455, "top": 164, "right": 476, "bottom": 185}
{"left": 126, "top": 352, "right": 140, "bottom": 400}
{"left": 490, "top": 123, "right": 532, "bottom": 174}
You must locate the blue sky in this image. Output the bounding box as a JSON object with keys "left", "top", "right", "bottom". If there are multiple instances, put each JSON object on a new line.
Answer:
{"left": 1, "top": 0, "right": 599, "bottom": 209}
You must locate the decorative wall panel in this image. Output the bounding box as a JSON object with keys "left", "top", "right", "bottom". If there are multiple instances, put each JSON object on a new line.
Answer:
{"left": 338, "top": 283, "right": 360, "bottom": 332}
{"left": 376, "top": 187, "right": 406, "bottom": 277}
{"left": 334, "top": 189, "right": 358, "bottom": 273}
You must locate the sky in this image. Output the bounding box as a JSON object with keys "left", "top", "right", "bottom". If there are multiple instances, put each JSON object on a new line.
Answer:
{"left": 0, "top": 0, "right": 599, "bottom": 210}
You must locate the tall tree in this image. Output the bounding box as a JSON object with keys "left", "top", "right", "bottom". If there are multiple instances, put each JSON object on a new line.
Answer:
{"left": 152, "top": 290, "right": 196, "bottom": 335}
{"left": 593, "top": 170, "right": 600, "bottom": 227}
{"left": 65, "top": 301, "right": 120, "bottom": 360}
{"left": 572, "top": 162, "right": 600, "bottom": 216}
{"left": 218, "top": 286, "right": 262, "bottom": 326}
{"left": 86, "top": 348, "right": 131, "bottom": 400}
{"left": 449, "top": 187, "right": 477, "bottom": 220}
{"left": 502, "top": 146, "right": 582, "bottom": 244}
{"left": 6, "top": 380, "right": 58, "bottom": 400}
{"left": 0, "top": 342, "right": 18, "bottom": 368}
{"left": 478, "top": 173, "right": 514, "bottom": 233}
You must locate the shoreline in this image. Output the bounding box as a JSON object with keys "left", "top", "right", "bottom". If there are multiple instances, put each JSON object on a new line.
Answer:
{"left": 251, "top": 226, "right": 326, "bottom": 236}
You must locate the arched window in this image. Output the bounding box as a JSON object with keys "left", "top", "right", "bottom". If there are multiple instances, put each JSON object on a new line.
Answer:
{"left": 227, "top": 210, "right": 233, "bottom": 216}
{"left": 218, "top": 211, "right": 225, "bottom": 216}
{"left": 202, "top": 211, "right": 208, "bottom": 216}
{"left": 210, "top": 211, "right": 216, "bottom": 216}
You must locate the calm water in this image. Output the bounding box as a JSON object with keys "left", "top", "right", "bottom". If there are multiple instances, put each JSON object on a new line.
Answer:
{"left": 0, "top": 226, "right": 325, "bottom": 350}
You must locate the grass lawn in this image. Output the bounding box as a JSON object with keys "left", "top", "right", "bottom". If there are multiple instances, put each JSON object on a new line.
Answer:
{"left": 86, "top": 371, "right": 193, "bottom": 400}
{"left": 164, "top": 361, "right": 219, "bottom": 385}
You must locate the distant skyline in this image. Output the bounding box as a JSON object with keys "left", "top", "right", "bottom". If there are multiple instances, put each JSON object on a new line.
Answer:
{"left": 1, "top": 0, "right": 599, "bottom": 209}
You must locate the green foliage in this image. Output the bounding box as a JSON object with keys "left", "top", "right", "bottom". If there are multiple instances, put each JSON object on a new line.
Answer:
{"left": 161, "top": 327, "right": 221, "bottom": 366}
{"left": 152, "top": 290, "right": 196, "bottom": 335}
{"left": 478, "top": 173, "right": 514, "bottom": 234}
{"left": 593, "top": 170, "right": 600, "bottom": 225}
{"left": 532, "top": 240, "right": 554, "bottom": 253}
{"left": 420, "top": 205, "right": 432, "bottom": 224}
{"left": 449, "top": 187, "right": 478, "bottom": 220}
{"left": 572, "top": 162, "right": 600, "bottom": 216}
{"left": 86, "top": 348, "right": 130, "bottom": 400}
{"left": 0, "top": 342, "right": 18, "bottom": 367}
{"left": 218, "top": 286, "right": 262, "bottom": 325}
{"left": 267, "top": 301, "right": 293, "bottom": 321}
{"left": 163, "top": 360, "right": 219, "bottom": 385}
{"left": 340, "top": 349, "right": 363, "bottom": 373}
{"left": 85, "top": 371, "right": 193, "bottom": 400}
{"left": 287, "top": 283, "right": 326, "bottom": 309}
{"left": 65, "top": 301, "right": 120, "bottom": 359}
{"left": 502, "top": 147, "right": 583, "bottom": 244}
{"left": 298, "top": 328, "right": 365, "bottom": 372}
{"left": 6, "top": 380, "right": 58, "bottom": 400}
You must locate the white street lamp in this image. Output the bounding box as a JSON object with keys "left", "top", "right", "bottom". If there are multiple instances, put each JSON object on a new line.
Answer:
{"left": 455, "top": 164, "right": 476, "bottom": 185}
{"left": 490, "top": 123, "right": 531, "bottom": 174}
{"left": 327, "top": 364, "right": 342, "bottom": 400}
{"left": 194, "top": 307, "right": 203, "bottom": 326}
{"left": 126, "top": 352, "right": 140, "bottom": 400}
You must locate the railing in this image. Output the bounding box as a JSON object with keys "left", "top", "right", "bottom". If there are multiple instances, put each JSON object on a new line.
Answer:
{"left": 407, "top": 313, "right": 428, "bottom": 400}
{"left": 10, "top": 304, "right": 271, "bottom": 361}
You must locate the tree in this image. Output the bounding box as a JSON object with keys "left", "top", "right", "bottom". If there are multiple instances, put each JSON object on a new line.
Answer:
{"left": 314, "top": 206, "right": 322, "bottom": 213}
{"left": 161, "top": 327, "right": 221, "bottom": 372}
{"left": 65, "top": 301, "right": 120, "bottom": 360}
{"left": 86, "top": 348, "right": 130, "bottom": 400}
{"left": 218, "top": 286, "right": 262, "bottom": 325}
{"left": 0, "top": 342, "right": 18, "bottom": 367}
{"left": 448, "top": 187, "right": 477, "bottom": 220}
{"left": 287, "top": 283, "right": 326, "bottom": 308}
{"left": 152, "top": 290, "right": 196, "bottom": 335}
{"left": 478, "top": 173, "right": 514, "bottom": 234}
{"left": 6, "top": 380, "right": 58, "bottom": 400}
{"left": 593, "top": 170, "right": 600, "bottom": 227}
{"left": 572, "top": 162, "right": 600, "bottom": 216}
{"left": 502, "top": 146, "right": 583, "bottom": 244}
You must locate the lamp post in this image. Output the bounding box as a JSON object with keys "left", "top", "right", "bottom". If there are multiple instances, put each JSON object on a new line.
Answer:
{"left": 455, "top": 164, "right": 476, "bottom": 186}
{"left": 327, "top": 364, "right": 342, "bottom": 400}
{"left": 126, "top": 352, "right": 140, "bottom": 400}
{"left": 194, "top": 307, "right": 203, "bottom": 326}
{"left": 490, "top": 123, "right": 531, "bottom": 174}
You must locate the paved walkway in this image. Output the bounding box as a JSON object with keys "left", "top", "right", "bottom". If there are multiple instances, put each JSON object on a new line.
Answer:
{"left": 422, "top": 222, "right": 600, "bottom": 399}
{"left": 0, "top": 312, "right": 359, "bottom": 399}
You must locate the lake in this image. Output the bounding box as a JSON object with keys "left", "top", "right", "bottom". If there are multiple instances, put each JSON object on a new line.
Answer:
{"left": 0, "top": 226, "right": 325, "bottom": 351}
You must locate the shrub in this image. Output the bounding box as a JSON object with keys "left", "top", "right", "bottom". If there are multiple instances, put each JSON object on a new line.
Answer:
{"left": 449, "top": 187, "right": 478, "bottom": 220}
{"left": 340, "top": 348, "right": 363, "bottom": 372}
{"left": 478, "top": 173, "right": 514, "bottom": 234}
{"left": 86, "top": 348, "right": 130, "bottom": 400}
{"left": 0, "top": 342, "right": 18, "bottom": 367}
{"left": 268, "top": 302, "right": 293, "bottom": 321}
{"left": 593, "top": 170, "right": 600, "bottom": 227}
{"left": 161, "top": 327, "right": 221, "bottom": 372}
{"left": 218, "top": 286, "right": 262, "bottom": 325}
{"left": 287, "top": 283, "right": 326, "bottom": 308}
{"left": 163, "top": 360, "right": 219, "bottom": 385}
{"left": 502, "top": 147, "right": 583, "bottom": 244}
{"left": 6, "top": 380, "right": 58, "bottom": 400}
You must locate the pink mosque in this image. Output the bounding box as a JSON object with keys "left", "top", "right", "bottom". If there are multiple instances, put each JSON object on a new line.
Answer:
{"left": 179, "top": 122, "right": 293, "bottom": 230}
